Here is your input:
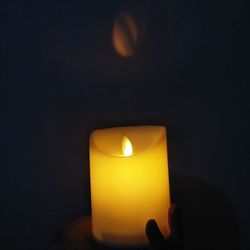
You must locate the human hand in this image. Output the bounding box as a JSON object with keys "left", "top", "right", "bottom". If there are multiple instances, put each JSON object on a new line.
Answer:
{"left": 146, "top": 204, "right": 184, "bottom": 250}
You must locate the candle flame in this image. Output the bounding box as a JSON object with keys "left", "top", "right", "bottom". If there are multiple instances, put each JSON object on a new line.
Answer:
{"left": 122, "top": 135, "right": 133, "bottom": 156}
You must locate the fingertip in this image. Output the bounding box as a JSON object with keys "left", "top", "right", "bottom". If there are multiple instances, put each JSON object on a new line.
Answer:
{"left": 171, "top": 204, "right": 184, "bottom": 247}
{"left": 146, "top": 219, "right": 166, "bottom": 246}
{"left": 146, "top": 219, "right": 157, "bottom": 237}
{"left": 172, "top": 204, "right": 181, "bottom": 228}
{"left": 168, "top": 203, "right": 177, "bottom": 232}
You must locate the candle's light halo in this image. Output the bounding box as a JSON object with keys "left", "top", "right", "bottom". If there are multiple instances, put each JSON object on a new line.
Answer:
{"left": 112, "top": 11, "right": 138, "bottom": 58}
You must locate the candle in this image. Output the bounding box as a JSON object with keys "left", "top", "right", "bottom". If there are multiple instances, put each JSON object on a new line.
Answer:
{"left": 89, "top": 125, "right": 171, "bottom": 247}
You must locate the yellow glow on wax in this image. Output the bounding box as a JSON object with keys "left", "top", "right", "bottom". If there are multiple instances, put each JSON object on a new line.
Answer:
{"left": 89, "top": 126, "right": 171, "bottom": 247}
{"left": 122, "top": 135, "right": 133, "bottom": 157}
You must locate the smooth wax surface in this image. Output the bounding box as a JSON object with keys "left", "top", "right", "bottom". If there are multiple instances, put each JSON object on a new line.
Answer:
{"left": 89, "top": 126, "right": 171, "bottom": 246}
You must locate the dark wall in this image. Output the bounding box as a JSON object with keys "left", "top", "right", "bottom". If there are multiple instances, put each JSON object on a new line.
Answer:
{"left": 0, "top": 0, "right": 248, "bottom": 249}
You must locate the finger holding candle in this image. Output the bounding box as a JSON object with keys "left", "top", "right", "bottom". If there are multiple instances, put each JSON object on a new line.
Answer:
{"left": 146, "top": 204, "right": 183, "bottom": 250}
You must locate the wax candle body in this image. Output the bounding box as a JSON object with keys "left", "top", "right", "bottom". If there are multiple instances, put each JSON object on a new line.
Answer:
{"left": 89, "top": 126, "right": 171, "bottom": 247}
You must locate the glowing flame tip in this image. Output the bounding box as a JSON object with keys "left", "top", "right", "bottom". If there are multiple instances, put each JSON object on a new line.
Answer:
{"left": 122, "top": 135, "right": 133, "bottom": 156}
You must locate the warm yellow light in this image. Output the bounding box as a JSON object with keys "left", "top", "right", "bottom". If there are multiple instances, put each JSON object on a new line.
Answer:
{"left": 112, "top": 12, "right": 138, "bottom": 58}
{"left": 89, "top": 126, "right": 171, "bottom": 247}
{"left": 122, "top": 135, "right": 133, "bottom": 157}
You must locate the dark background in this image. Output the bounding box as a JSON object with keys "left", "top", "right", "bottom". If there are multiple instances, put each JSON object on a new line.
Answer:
{"left": 0, "top": 0, "right": 249, "bottom": 249}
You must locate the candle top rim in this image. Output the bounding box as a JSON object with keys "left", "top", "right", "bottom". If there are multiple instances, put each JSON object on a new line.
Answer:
{"left": 90, "top": 125, "right": 166, "bottom": 158}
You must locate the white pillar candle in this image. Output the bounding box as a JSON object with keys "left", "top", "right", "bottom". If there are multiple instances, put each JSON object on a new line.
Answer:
{"left": 89, "top": 125, "right": 171, "bottom": 247}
